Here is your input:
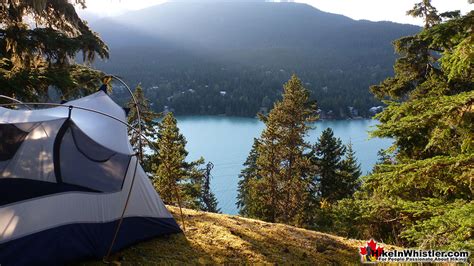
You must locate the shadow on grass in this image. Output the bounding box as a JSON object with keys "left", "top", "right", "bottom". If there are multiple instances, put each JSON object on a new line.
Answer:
{"left": 174, "top": 209, "right": 360, "bottom": 264}
{"left": 75, "top": 231, "right": 218, "bottom": 265}
{"left": 77, "top": 208, "right": 362, "bottom": 265}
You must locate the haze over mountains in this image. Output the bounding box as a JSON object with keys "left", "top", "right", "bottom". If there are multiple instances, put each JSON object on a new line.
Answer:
{"left": 91, "top": 1, "right": 420, "bottom": 117}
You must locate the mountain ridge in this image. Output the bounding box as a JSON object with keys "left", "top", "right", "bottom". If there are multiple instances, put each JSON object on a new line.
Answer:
{"left": 90, "top": 2, "right": 420, "bottom": 118}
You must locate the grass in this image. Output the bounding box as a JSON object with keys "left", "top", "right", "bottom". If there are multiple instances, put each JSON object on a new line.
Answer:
{"left": 79, "top": 206, "right": 385, "bottom": 265}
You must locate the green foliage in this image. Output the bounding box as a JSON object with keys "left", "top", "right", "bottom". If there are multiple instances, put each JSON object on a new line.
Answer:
{"left": 373, "top": 91, "right": 474, "bottom": 158}
{"left": 345, "top": 1, "right": 474, "bottom": 249}
{"left": 340, "top": 141, "right": 362, "bottom": 194}
{"left": 236, "top": 138, "right": 261, "bottom": 217}
{"left": 0, "top": 0, "right": 108, "bottom": 100}
{"left": 127, "top": 91, "right": 219, "bottom": 213}
{"left": 151, "top": 113, "right": 205, "bottom": 209}
{"left": 329, "top": 198, "right": 365, "bottom": 239}
{"left": 237, "top": 76, "right": 366, "bottom": 230}
{"left": 344, "top": 155, "right": 473, "bottom": 248}
{"left": 127, "top": 84, "right": 160, "bottom": 162}
{"left": 311, "top": 129, "right": 361, "bottom": 203}
{"left": 237, "top": 75, "right": 318, "bottom": 226}
{"left": 406, "top": 0, "right": 441, "bottom": 28}
{"left": 441, "top": 35, "right": 473, "bottom": 82}
{"left": 307, "top": 132, "right": 362, "bottom": 233}
{"left": 200, "top": 162, "right": 220, "bottom": 213}
{"left": 400, "top": 199, "right": 473, "bottom": 250}
{"left": 127, "top": 84, "right": 161, "bottom": 174}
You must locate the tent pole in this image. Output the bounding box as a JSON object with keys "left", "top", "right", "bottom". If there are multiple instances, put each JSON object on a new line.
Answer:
{"left": 101, "top": 76, "right": 187, "bottom": 234}
{"left": 0, "top": 95, "right": 32, "bottom": 109}
{"left": 103, "top": 155, "right": 140, "bottom": 263}
{"left": 107, "top": 75, "right": 144, "bottom": 161}
{"left": 0, "top": 102, "right": 159, "bottom": 156}
{"left": 174, "top": 184, "right": 186, "bottom": 232}
{"left": 101, "top": 75, "right": 144, "bottom": 263}
{"left": 105, "top": 76, "right": 187, "bottom": 233}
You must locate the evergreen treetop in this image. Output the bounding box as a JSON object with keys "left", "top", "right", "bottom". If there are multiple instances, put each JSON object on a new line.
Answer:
{"left": 355, "top": 0, "right": 473, "bottom": 249}
{"left": 200, "top": 162, "right": 220, "bottom": 213}
{"left": 237, "top": 74, "right": 318, "bottom": 226}
{"left": 236, "top": 138, "right": 261, "bottom": 217}
{"left": 127, "top": 84, "right": 160, "bottom": 157}
{"left": 0, "top": 0, "right": 108, "bottom": 100}
{"left": 311, "top": 128, "right": 361, "bottom": 203}
{"left": 340, "top": 141, "right": 362, "bottom": 195}
{"left": 151, "top": 112, "right": 205, "bottom": 210}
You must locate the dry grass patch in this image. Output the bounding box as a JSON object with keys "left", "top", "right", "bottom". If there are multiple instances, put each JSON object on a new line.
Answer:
{"left": 79, "top": 206, "right": 387, "bottom": 265}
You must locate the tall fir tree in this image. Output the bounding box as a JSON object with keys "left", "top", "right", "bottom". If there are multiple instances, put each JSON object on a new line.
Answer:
{"left": 200, "top": 162, "right": 220, "bottom": 213}
{"left": 127, "top": 84, "right": 160, "bottom": 170}
{"left": 311, "top": 128, "right": 347, "bottom": 203}
{"left": 309, "top": 134, "right": 363, "bottom": 231}
{"left": 236, "top": 138, "right": 261, "bottom": 217}
{"left": 151, "top": 112, "right": 205, "bottom": 209}
{"left": 0, "top": 0, "right": 108, "bottom": 100}
{"left": 406, "top": 0, "right": 441, "bottom": 28}
{"left": 351, "top": 1, "right": 473, "bottom": 249}
{"left": 340, "top": 141, "right": 362, "bottom": 196}
{"left": 240, "top": 74, "right": 318, "bottom": 226}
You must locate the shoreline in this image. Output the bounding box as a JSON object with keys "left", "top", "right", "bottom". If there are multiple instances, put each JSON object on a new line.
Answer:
{"left": 168, "top": 114, "right": 377, "bottom": 121}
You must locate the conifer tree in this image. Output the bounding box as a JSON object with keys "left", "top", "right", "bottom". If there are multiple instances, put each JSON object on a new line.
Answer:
{"left": 340, "top": 141, "right": 362, "bottom": 196}
{"left": 127, "top": 84, "right": 160, "bottom": 166}
{"left": 0, "top": 0, "right": 108, "bottom": 100}
{"left": 236, "top": 138, "right": 261, "bottom": 216}
{"left": 406, "top": 0, "right": 441, "bottom": 28}
{"left": 240, "top": 74, "right": 318, "bottom": 225}
{"left": 353, "top": 1, "right": 473, "bottom": 249}
{"left": 309, "top": 134, "right": 362, "bottom": 231}
{"left": 200, "top": 162, "right": 220, "bottom": 213}
{"left": 151, "top": 112, "right": 205, "bottom": 209}
{"left": 311, "top": 128, "right": 347, "bottom": 203}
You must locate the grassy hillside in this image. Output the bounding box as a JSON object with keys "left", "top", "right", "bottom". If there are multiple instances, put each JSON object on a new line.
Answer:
{"left": 80, "top": 206, "right": 392, "bottom": 265}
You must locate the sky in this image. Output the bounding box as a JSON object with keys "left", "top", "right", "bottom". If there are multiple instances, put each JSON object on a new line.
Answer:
{"left": 78, "top": 0, "right": 473, "bottom": 25}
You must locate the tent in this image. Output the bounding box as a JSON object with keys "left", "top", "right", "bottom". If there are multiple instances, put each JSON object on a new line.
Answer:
{"left": 0, "top": 91, "right": 182, "bottom": 265}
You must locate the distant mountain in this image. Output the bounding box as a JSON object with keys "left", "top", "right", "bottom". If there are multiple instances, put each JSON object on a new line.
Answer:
{"left": 90, "top": 2, "right": 420, "bottom": 117}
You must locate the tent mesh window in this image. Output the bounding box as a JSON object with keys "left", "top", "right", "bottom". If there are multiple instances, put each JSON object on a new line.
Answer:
{"left": 0, "top": 124, "right": 29, "bottom": 161}
{"left": 1, "top": 121, "right": 60, "bottom": 181}
{"left": 59, "top": 122, "right": 131, "bottom": 192}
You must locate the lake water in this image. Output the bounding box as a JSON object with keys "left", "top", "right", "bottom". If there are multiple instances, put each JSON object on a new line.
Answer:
{"left": 176, "top": 116, "right": 391, "bottom": 214}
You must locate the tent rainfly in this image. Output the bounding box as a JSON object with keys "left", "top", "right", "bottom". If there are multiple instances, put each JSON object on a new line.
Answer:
{"left": 0, "top": 91, "right": 181, "bottom": 265}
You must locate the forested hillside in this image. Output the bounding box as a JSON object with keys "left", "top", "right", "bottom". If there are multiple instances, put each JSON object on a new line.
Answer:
{"left": 91, "top": 2, "right": 420, "bottom": 118}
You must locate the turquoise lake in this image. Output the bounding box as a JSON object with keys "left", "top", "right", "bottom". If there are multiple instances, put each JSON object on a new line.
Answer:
{"left": 175, "top": 116, "right": 392, "bottom": 214}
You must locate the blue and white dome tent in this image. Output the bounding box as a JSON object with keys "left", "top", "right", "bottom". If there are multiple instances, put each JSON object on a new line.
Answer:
{"left": 0, "top": 79, "right": 182, "bottom": 265}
